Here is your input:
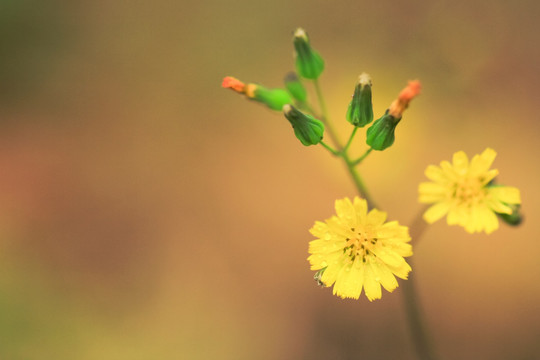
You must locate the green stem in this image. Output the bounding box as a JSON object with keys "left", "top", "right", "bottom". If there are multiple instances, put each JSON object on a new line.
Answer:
{"left": 313, "top": 78, "right": 342, "bottom": 150}
{"left": 343, "top": 152, "right": 377, "bottom": 209}
{"left": 320, "top": 141, "right": 340, "bottom": 156}
{"left": 352, "top": 148, "right": 373, "bottom": 166}
{"left": 343, "top": 127, "right": 358, "bottom": 154}
{"left": 401, "top": 206, "right": 437, "bottom": 360}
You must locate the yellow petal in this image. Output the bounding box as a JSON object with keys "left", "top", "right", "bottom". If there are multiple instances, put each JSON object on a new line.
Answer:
{"left": 309, "top": 221, "right": 330, "bottom": 238}
{"left": 370, "top": 245, "right": 407, "bottom": 268}
{"left": 386, "top": 260, "right": 412, "bottom": 280}
{"left": 481, "top": 169, "right": 499, "bottom": 185}
{"left": 353, "top": 197, "right": 368, "bottom": 225}
{"left": 484, "top": 197, "right": 513, "bottom": 215}
{"left": 371, "top": 259, "right": 398, "bottom": 292}
{"left": 418, "top": 182, "right": 448, "bottom": 203}
{"left": 332, "top": 261, "right": 364, "bottom": 299}
{"left": 469, "top": 148, "right": 497, "bottom": 177}
{"left": 488, "top": 186, "right": 521, "bottom": 205}
{"left": 482, "top": 208, "right": 499, "bottom": 234}
{"left": 308, "top": 239, "right": 344, "bottom": 254}
{"left": 377, "top": 222, "right": 410, "bottom": 240}
{"left": 335, "top": 197, "right": 356, "bottom": 223}
{"left": 423, "top": 202, "right": 451, "bottom": 223}
{"left": 447, "top": 206, "right": 468, "bottom": 226}
{"left": 321, "top": 262, "right": 343, "bottom": 286}
{"left": 385, "top": 241, "right": 413, "bottom": 257}
{"left": 452, "top": 150, "right": 469, "bottom": 175}
{"left": 308, "top": 252, "right": 332, "bottom": 270}
{"left": 440, "top": 160, "right": 458, "bottom": 181}
{"left": 367, "top": 209, "right": 387, "bottom": 227}
{"left": 332, "top": 263, "right": 355, "bottom": 298}
{"left": 363, "top": 261, "right": 382, "bottom": 301}
{"left": 326, "top": 217, "right": 352, "bottom": 238}
{"left": 424, "top": 165, "right": 446, "bottom": 182}
{"left": 418, "top": 182, "right": 448, "bottom": 195}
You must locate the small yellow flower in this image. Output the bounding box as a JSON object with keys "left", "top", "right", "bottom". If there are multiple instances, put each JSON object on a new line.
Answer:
{"left": 308, "top": 197, "right": 412, "bottom": 301}
{"left": 419, "top": 148, "right": 521, "bottom": 234}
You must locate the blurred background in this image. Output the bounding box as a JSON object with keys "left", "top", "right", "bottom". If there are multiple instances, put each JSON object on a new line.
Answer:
{"left": 1, "top": 0, "right": 539, "bottom": 359}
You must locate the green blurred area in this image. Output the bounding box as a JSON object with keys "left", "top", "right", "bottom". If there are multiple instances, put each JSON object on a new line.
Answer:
{"left": 1, "top": 0, "right": 540, "bottom": 359}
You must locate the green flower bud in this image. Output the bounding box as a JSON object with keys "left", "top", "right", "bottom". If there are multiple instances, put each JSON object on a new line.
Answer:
{"left": 346, "top": 73, "right": 374, "bottom": 127}
{"left": 498, "top": 204, "right": 523, "bottom": 226}
{"left": 366, "top": 113, "right": 400, "bottom": 151}
{"left": 284, "top": 72, "right": 307, "bottom": 102}
{"left": 283, "top": 104, "right": 325, "bottom": 146}
{"left": 314, "top": 267, "right": 328, "bottom": 287}
{"left": 249, "top": 84, "right": 292, "bottom": 111}
{"left": 293, "top": 28, "right": 325, "bottom": 80}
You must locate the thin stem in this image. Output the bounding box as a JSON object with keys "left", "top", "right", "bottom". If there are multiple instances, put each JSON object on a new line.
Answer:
{"left": 343, "top": 127, "right": 358, "bottom": 154}
{"left": 320, "top": 141, "right": 340, "bottom": 156}
{"left": 313, "top": 78, "right": 343, "bottom": 150}
{"left": 342, "top": 152, "right": 377, "bottom": 209}
{"left": 352, "top": 148, "right": 373, "bottom": 166}
{"left": 401, "top": 206, "right": 437, "bottom": 360}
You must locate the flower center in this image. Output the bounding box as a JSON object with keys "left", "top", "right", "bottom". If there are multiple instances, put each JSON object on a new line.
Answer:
{"left": 453, "top": 177, "right": 486, "bottom": 205}
{"left": 344, "top": 227, "right": 377, "bottom": 263}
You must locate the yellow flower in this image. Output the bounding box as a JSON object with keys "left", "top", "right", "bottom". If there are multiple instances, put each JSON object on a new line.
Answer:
{"left": 418, "top": 148, "right": 521, "bottom": 234}
{"left": 308, "top": 197, "right": 412, "bottom": 301}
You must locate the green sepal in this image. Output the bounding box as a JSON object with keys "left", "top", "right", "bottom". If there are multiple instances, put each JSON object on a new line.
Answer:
{"left": 366, "top": 113, "right": 400, "bottom": 151}
{"left": 293, "top": 28, "right": 325, "bottom": 80}
{"left": 346, "top": 75, "right": 373, "bottom": 127}
{"left": 314, "top": 267, "right": 328, "bottom": 287}
{"left": 253, "top": 86, "right": 293, "bottom": 111}
{"left": 497, "top": 204, "right": 523, "bottom": 226}
{"left": 283, "top": 104, "right": 325, "bottom": 146}
{"left": 284, "top": 72, "right": 307, "bottom": 102}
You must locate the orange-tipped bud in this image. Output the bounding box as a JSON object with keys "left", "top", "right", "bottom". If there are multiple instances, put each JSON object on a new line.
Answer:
{"left": 222, "top": 76, "right": 246, "bottom": 93}
{"left": 388, "top": 80, "right": 421, "bottom": 118}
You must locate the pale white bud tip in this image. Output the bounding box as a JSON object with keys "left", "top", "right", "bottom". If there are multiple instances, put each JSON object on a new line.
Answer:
{"left": 358, "top": 72, "right": 372, "bottom": 86}
{"left": 282, "top": 104, "right": 293, "bottom": 113}
{"left": 294, "top": 28, "right": 307, "bottom": 39}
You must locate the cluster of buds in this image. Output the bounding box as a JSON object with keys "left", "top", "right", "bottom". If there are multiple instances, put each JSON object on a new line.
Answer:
{"left": 222, "top": 28, "right": 421, "bottom": 151}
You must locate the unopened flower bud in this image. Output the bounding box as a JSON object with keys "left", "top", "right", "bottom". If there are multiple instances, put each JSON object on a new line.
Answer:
{"left": 388, "top": 80, "right": 421, "bottom": 118}
{"left": 283, "top": 104, "right": 325, "bottom": 146}
{"left": 284, "top": 72, "right": 307, "bottom": 102}
{"left": 293, "top": 28, "right": 325, "bottom": 80}
{"left": 346, "top": 73, "right": 373, "bottom": 127}
{"left": 366, "top": 80, "right": 421, "bottom": 151}
{"left": 251, "top": 85, "right": 292, "bottom": 111}
{"left": 222, "top": 76, "right": 291, "bottom": 111}
{"left": 366, "top": 113, "right": 399, "bottom": 151}
{"left": 222, "top": 76, "right": 246, "bottom": 93}
{"left": 314, "top": 267, "right": 328, "bottom": 287}
{"left": 498, "top": 203, "right": 523, "bottom": 226}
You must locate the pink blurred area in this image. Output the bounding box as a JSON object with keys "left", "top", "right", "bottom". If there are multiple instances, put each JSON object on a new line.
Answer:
{"left": 1, "top": 0, "right": 539, "bottom": 359}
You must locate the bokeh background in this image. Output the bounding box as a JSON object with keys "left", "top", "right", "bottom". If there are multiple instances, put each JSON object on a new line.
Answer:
{"left": 1, "top": 0, "right": 539, "bottom": 359}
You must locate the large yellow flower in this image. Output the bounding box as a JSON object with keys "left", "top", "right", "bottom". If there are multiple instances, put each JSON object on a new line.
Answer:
{"left": 308, "top": 197, "right": 412, "bottom": 301}
{"left": 419, "top": 148, "right": 521, "bottom": 234}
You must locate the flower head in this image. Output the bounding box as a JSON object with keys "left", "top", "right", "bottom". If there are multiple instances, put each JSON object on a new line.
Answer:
{"left": 419, "top": 148, "right": 521, "bottom": 234}
{"left": 308, "top": 197, "right": 412, "bottom": 301}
